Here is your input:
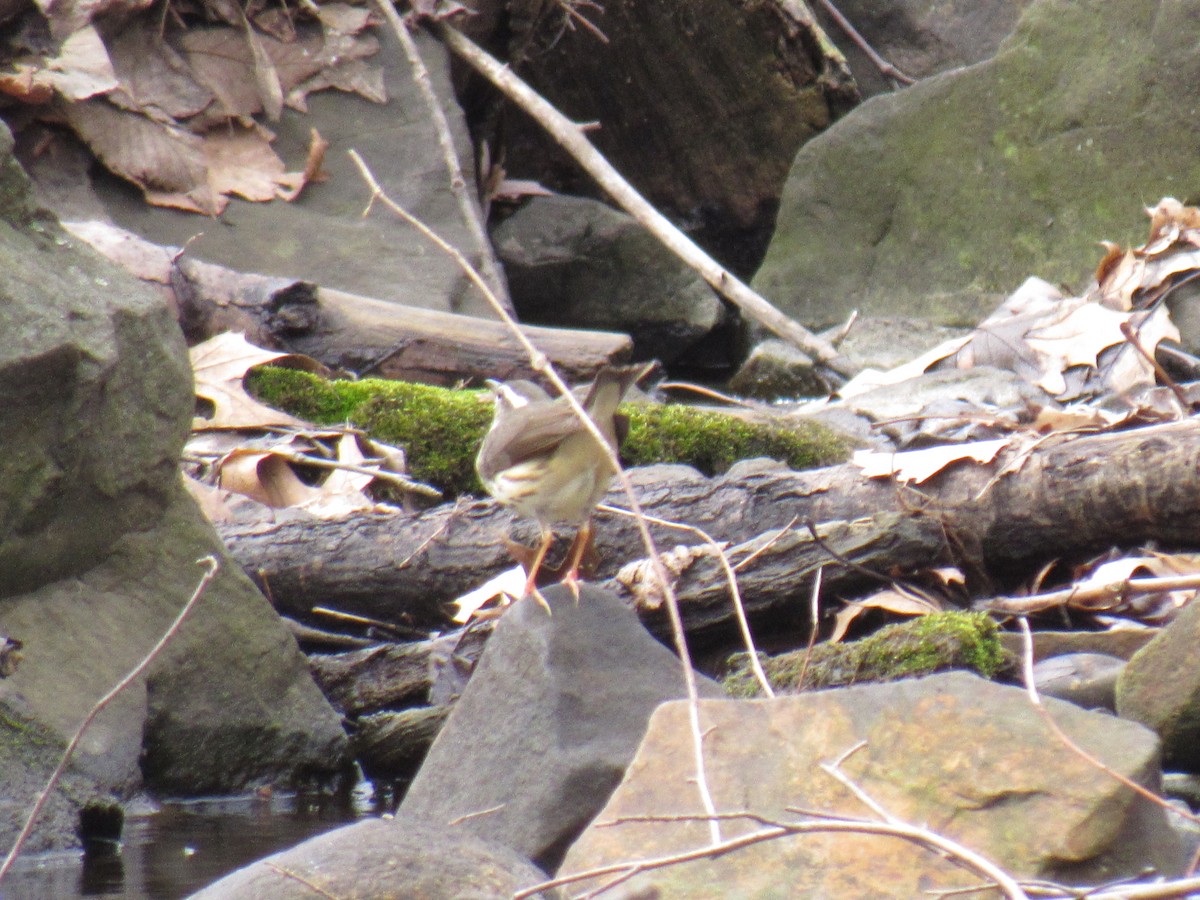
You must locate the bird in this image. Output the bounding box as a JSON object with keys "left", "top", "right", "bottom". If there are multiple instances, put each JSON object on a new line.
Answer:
{"left": 476, "top": 364, "right": 646, "bottom": 609}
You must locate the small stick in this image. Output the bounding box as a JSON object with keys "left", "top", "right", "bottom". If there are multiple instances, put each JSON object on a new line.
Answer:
{"left": 813, "top": 0, "right": 914, "bottom": 86}
{"left": 369, "top": 0, "right": 511, "bottom": 311}
{"left": 426, "top": 20, "right": 859, "bottom": 381}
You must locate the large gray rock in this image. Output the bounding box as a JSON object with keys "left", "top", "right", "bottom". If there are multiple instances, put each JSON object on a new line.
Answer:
{"left": 0, "top": 123, "right": 348, "bottom": 853}
{"left": 493, "top": 195, "right": 727, "bottom": 365}
{"left": 399, "top": 583, "right": 724, "bottom": 872}
{"left": 187, "top": 816, "right": 559, "bottom": 900}
{"left": 755, "top": 0, "right": 1200, "bottom": 328}
{"left": 483, "top": 0, "right": 857, "bottom": 275}
{"left": 1117, "top": 598, "right": 1200, "bottom": 771}
{"left": 27, "top": 32, "right": 498, "bottom": 318}
{"left": 562, "top": 672, "right": 1184, "bottom": 896}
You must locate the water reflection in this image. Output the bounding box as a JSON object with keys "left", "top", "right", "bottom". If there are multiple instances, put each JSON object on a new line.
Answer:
{"left": 3, "top": 789, "right": 371, "bottom": 899}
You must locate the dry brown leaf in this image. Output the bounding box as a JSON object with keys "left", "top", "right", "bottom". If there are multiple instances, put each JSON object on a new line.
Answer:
{"left": 1031, "top": 403, "right": 1126, "bottom": 434}
{"left": 1090, "top": 198, "right": 1200, "bottom": 310}
{"left": 104, "top": 22, "right": 215, "bottom": 121}
{"left": 1073, "top": 551, "right": 1200, "bottom": 623}
{"left": 63, "top": 98, "right": 222, "bottom": 214}
{"left": 202, "top": 124, "right": 291, "bottom": 202}
{"left": 829, "top": 588, "right": 942, "bottom": 643}
{"left": 852, "top": 438, "right": 1009, "bottom": 484}
{"left": 283, "top": 433, "right": 378, "bottom": 517}
{"left": 190, "top": 332, "right": 309, "bottom": 429}
{"left": 276, "top": 128, "right": 329, "bottom": 201}
{"left": 240, "top": 9, "right": 284, "bottom": 122}
{"left": 44, "top": 26, "right": 118, "bottom": 100}
{"left": 0, "top": 64, "right": 56, "bottom": 104}
{"left": 1023, "top": 300, "right": 1133, "bottom": 395}
{"left": 450, "top": 567, "right": 527, "bottom": 623}
{"left": 929, "top": 567, "right": 966, "bottom": 587}
{"left": 288, "top": 56, "right": 387, "bottom": 111}
{"left": 215, "top": 432, "right": 378, "bottom": 515}
{"left": 218, "top": 447, "right": 321, "bottom": 507}
{"left": 315, "top": 3, "right": 374, "bottom": 34}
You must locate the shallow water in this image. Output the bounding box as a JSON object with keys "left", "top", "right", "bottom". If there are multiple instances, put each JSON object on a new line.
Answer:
{"left": 1, "top": 791, "right": 368, "bottom": 899}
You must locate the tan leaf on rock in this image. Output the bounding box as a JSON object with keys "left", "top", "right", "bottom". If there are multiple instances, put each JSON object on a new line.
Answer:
{"left": 202, "top": 124, "right": 292, "bottom": 202}
{"left": 190, "top": 332, "right": 310, "bottom": 429}
{"left": 44, "top": 26, "right": 119, "bottom": 100}
{"left": 34, "top": 0, "right": 157, "bottom": 41}
{"left": 62, "top": 97, "right": 222, "bottom": 214}
{"left": 275, "top": 128, "right": 329, "bottom": 201}
{"left": 288, "top": 55, "right": 387, "bottom": 110}
{"left": 852, "top": 439, "right": 1009, "bottom": 484}
{"left": 240, "top": 8, "right": 285, "bottom": 122}
{"left": 103, "top": 22, "right": 215, "bottom": 121}
{"left": 829, "top": 588, "right": 943, "bottom": 643}
{"left": 314, "top": 3, "right": 374, "bottom": 35}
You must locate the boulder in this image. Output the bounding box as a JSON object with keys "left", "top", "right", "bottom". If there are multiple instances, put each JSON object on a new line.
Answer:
{"left": 186, "top": 816, "right": 559, "bottom": 899}
{"left": 479, "top": 0, "right": 858, "bottom": 275}
{"left": 398, "top": 583, "right": 724, "bottom": 872}
{"left": 1117, "top": 596, "right": 1200, "bottom": 771}
{"left": 755, "top": 0, "right": 1200, "bottom": 328}
{"left": 561, "top": 672, "right": 1184, "bottom": 896}
{"left": 22, "top": 33, "right": 499, "bottom": 318}
{"left": 0, "top": 123, "right": 348, "bottom": 853}
{"left": 492, "top": 195, "right": 727, "bottom": 366}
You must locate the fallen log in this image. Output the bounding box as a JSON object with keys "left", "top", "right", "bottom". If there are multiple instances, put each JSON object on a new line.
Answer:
{"left": 174, "top": 256, "right": 633, "bottom": 384}
{"left": 218, "top": 418, "right": 1200, "bottom": 637}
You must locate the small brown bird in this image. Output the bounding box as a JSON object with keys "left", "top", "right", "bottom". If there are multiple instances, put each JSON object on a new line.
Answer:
{"left": 476, "top": 365, "right": 646, "bottom": 605}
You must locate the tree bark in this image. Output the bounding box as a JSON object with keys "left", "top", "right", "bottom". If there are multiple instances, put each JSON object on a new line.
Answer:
{"left": 220, "top": 418, "right": 1200, "bottom": 636}
{"left": 174, "top": 256, "right": 633, "bottom": 385}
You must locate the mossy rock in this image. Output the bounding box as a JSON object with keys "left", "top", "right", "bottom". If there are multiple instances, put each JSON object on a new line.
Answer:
{"left": 246, "top": 367, "right": 850, "bottom": 497}
{"left": 724, "top": 610, "right": 1007, "bottom": 698}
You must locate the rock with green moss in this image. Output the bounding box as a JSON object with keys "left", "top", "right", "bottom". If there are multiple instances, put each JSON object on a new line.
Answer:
{"left": 724, "top": 610, "right": 1007, "bottom": 698}
{"left": 247, "top": 367, "right": 851, "bottom": 496}
{"left": 755, "top": 0, "right": 1200, "bottom": 328}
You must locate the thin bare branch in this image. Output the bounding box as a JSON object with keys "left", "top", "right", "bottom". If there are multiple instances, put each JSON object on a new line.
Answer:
{"left": 369, "top": 0, "right": 511, "bottom": 310}
{"left": 979, "top": 573, "right": 1200, "bottom": 616}
{"left": 516, "top": 796, "right": 1029, "bottom": 900}
{"left": 347, "top": 151, "right": 721, "bottom": 844}
{"left": 600, "top": 504, "right": 773, "bottom": 697}
{"left": 426, "top": 20, "right": 859, "bottom": 382}
{"left": 1014, "top": 618, "right": 1200, "bottom": 827}
{"left": 813, "top": 0, "right": 915, "bottom": 86}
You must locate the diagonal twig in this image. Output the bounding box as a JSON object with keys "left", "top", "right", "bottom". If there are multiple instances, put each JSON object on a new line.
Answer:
{"left": 426, "top": 20, "right": 860, "bottom": 382}
{"left": 348, "top": 150, "right": 722, "bottom": 845}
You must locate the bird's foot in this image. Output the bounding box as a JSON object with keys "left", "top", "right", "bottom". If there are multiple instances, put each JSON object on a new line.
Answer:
{"left": 561, "top": 569, "right": 582, "bottom": 604}
{"left": 525, "top": 576, "right": 553, "bottom": 616}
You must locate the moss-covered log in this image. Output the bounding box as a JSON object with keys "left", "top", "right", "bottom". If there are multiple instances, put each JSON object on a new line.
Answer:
{"left": 246, "top": 366, "right": 850, "bottom": 496}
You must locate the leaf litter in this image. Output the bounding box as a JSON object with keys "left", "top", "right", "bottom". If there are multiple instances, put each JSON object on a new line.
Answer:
{"left": 186, "top": 332, "right": 439, "bottom": 524}
{"left": 827, "top": 198, "right": 1200, "bottom": 633}
{"left": 2, "top": 2, "right": 379, "bottom": 213}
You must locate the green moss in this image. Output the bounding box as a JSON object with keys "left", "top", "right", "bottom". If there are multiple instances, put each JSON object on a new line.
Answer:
{"left": 623, "top": 403, "right": 848, "bottom": 475}
{"left": 246, "top": 367, "right": 850, "bottom": 497}
{"left": 724, "top": 610, "right": 1006, "bottom": 697}
{"left": 247, "top": 367, "right": 493, "bottom": 495}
